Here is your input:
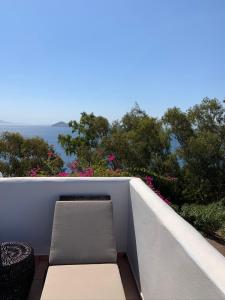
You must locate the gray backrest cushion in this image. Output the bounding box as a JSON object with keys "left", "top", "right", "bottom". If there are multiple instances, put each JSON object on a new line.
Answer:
{"left": 49, "top": 200, "right": 117, "bottom": 265}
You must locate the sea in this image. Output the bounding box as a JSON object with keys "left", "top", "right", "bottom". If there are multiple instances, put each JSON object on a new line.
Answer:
{"left": 0, "top": 124, "right": 180, "bottom": 169}
{"left": 0, "top": 125, "right": 75, "bottom": 168}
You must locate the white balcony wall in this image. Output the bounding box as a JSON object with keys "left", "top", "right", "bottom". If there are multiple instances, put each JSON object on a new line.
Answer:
{"left": 0, "top": 177, "right": 131, "bottom": 254}
{"left": 1, "top": 177, "right": 225, "bottom": 300}
{"left": 129, "top": 178, "right": 225, "bottom": 300}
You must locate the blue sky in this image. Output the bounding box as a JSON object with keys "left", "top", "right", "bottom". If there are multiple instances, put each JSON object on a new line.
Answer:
{"left": 0, "top": 0, "right": 225, "bottom": 124}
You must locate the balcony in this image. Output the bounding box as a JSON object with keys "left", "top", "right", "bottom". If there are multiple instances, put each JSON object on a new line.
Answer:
{"left": 1, "top": 177, "right": 225, "bottom": 300}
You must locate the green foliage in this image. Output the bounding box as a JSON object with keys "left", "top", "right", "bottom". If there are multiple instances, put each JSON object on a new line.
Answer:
{"left": 56, "top": 98, "right": 225, "bottom": 208}
{"left": 104, "top": 104, "right": 177, "bottom": 175}
{"left": 180, "top": 201, "right": 225, "bottom": 235}
{"left": 59, "top": 105, "right": 179, "bottom": 175}
{"left": 85, "top": 166, "right": 130, "bottom": 177}
{"left": 58, "top": 112, "right": 109, "bottom": 166}
{"left": 0, "top": 132, "right": 64, "bottom": 176}
{"left": 163, "top": 98, "right": 225, "bottom": 204}
{"left": 58, "top": 105, "right": 180, "bottom": 202}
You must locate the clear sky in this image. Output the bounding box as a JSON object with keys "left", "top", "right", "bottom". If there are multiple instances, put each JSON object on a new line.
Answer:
{"left": 0, "top": 0, "right": 225, "bottom": 124}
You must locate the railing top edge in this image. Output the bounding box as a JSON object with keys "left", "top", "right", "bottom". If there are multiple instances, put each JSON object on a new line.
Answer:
{"left": 129, "top": 178, "right": 225, "bottom": 294}
{"left": 0, "top": 176, "right": 134, "bottom": 183}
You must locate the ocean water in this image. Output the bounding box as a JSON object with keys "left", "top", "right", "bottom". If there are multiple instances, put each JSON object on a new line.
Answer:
{"left": 0, "top": 125, "right": 74, "bottom": 167}
{"left": 0, "top": 125, "right": 180, "bottom": 169}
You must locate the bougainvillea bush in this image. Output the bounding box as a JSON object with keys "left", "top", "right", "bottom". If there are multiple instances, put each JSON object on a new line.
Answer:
{"left": 28, "top": 150, "right": 175, "bottom": 205}
{"left": 30, "top": 150, "right": 225, "bottom": 239}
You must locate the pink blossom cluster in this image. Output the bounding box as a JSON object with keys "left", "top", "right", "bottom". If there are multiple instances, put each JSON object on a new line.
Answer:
{"left": 145, "top": 176, "right": 154, "bottom": 187}
{"left": 67, "top": 160, "right": 94, "bottom": 177}
{"left": 57, "top": 172, "right": 69, "bottom": 177}
{"left": 28, "top": 167, "right": 40, "bottom": 177}
{"left": 47, "top": 151, "right": 54, "bottom": 158}
{"left": 68, "top": 160, "right": 79, "bottom": 172}
{"left": 107, "top": 154, "right": 116, "bottom": 162}
{"left": 78, "top": 167, "right": 94, "bottom": 177}
{"left": 145, "top": 176, "right": 171, "bottom": 205}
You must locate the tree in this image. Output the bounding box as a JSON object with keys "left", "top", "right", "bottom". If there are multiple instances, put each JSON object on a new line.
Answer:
{"left": 59, "top": 105, "right": 179, "bottom": 203}
{"left": 103, "top": 104, "right": 179, "bottom": 176}
{"left": 58, "top": 112, "right": 109, "bottom": 166}
{"left": 0, "top": 132, "right": 64, "bottom": 176}
{"left": 163, "top": 98, "right": 225, "bottom": 203}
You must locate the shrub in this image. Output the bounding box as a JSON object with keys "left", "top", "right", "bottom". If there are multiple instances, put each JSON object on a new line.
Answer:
{"left": 180, "top": 201, "right": 225, "bottom": 235}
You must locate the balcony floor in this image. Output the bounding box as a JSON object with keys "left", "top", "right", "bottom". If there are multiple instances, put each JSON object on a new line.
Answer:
{"left": 28, "top": 254, "right": 141, "bottom": 300}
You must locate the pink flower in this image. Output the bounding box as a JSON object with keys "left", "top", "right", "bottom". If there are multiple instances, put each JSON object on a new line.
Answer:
{"left": 86, "top": 167, "right": 94, "bottom": 176}
{"left": 68, "top": 160, "right": 79, "bottom": 172}
{"left": 47, "top": 151, "right": 54, "bottom": 158}
{"left": 57, "top": 172, "right": 69, "bottom": 177}
{"left": 29, "top": 170, "right": 37, "bottom": 177}
{"left": 145, "top": 176, "right": 153, "bottom": 187}
{"left": 163, "top": 198, "right": 171, "bottom": 205}
{"left": 145, "top": 176, "right": 171, "bottom": 205}
{"left": 78, "top": 171, "right": 86, "bottom": 177}
{"left": 28, "top": 167, "right": 40, "bottom": 177}
{"left": 155, "top": 189, "right": 171, "bottom": 205}
{"left": 78, "top": 167, "right": 94, "bottom": 177}
{"left": 107, "top": 154, "right": 116, "bottom": 162}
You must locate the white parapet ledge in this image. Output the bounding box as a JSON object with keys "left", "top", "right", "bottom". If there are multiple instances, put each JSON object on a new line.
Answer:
{"left": 0, "top": 176, "right": 133, "bottom": 182}
{"left": 130, "top": 177, "right": 225, "bottom": 296}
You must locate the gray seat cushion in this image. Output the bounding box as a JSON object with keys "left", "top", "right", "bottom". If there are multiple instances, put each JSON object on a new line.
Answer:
{"left": 49, "top": 200, "right": 117, "bottom": 265}
{"left": 41, "top": 264, "right": 126, "bottom": 300}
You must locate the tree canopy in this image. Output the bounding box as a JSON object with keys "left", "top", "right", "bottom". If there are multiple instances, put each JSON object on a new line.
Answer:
{"left": 0, "top": 132, "right": 64, "bottom": 176}
{"left": 58, "top": 98, "right": 225, "bottom": 205}
{"left": 164, "top": 98, "right": 225, "bottom": 203}
{"left": 58, "top": 112, "right": 109, "bottom": 167}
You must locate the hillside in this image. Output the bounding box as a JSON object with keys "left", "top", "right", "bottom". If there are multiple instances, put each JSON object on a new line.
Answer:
{"left": 52, "top": 121, "right": 69, "bottom": 127}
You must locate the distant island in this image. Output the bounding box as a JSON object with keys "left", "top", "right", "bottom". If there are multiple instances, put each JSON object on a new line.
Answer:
{"left": 0, "top": 120, "right": 10, "bottom": 124}
{"left": 52, "top": 121, "right": 69, "bottom": 127}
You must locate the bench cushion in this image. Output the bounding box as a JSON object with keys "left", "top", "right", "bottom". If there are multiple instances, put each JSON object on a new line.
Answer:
{"left": 49, "top": 200, "right": 117, "bottom": 265}
{"left": 41, "top": 264, "right": 126, "bottom": 300}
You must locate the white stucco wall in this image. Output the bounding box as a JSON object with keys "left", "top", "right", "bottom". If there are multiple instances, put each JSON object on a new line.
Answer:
{"left": 1, "top": 177, "right": 225, "bottom": 299}
{"left": 0, "top": 177, "right": 131, "bottom": 254}
{"left": 129, "top": 178, "right": 225, "bottom": 300}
